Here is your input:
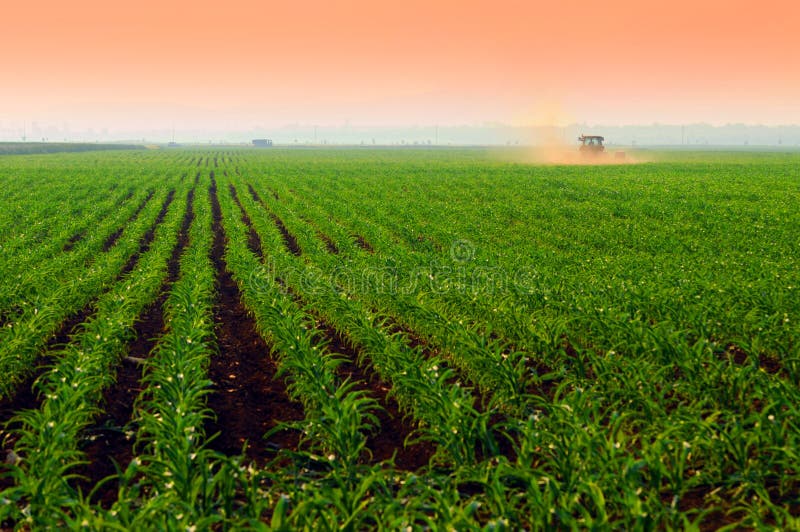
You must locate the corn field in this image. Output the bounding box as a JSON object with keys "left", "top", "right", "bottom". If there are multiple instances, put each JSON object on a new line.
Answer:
{"left": 0, "top": 147, "right": 798, "bottom": 530}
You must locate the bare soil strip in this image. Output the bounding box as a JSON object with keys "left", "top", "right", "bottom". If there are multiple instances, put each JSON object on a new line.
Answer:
{"left": 101, "top": 190, "right": 155, "bottom": 252}
{"left": 102, "top": 228, "right": 126, "bottom": 253}
{"left": 354, "top": 234, "right": 374, "bottom": 253}
{"left": 244, "top": 183, "right": 301, "bottom": 256}
{"left": 167, "top": 188, "right": 195, "bottom": 281}
{"left": 270, "top": 212, "right": 301, "bottom": 256}
{"left": 63, "top": 229, "right": 88, "bottom": 252}
{"left": 0, "top": 354, "right": 54, "bottom": 467}
{"left": 269, "top": 197, "right": 369, "bottom": 254}
{"left": 297, "top": 213, "right": 339, "bottom": 254}
{"left": 2, "top": 189, "right": 180, "bottom": 417}
{"left": 230, "top": 186, "right": 422, "bottom": 467}
{"left": 206, "top": 176, "right": 304, "bottom": 464}
{"left": 234, "top": 188, "right": 495, "bottom": 463}
{"left": 318, "top": 231, "right": 339, "bottom": 254}
{"left": 75, "top": 187, "right": 196, "bottom": 507}
{"left": 318, "top": 321, "right": 433, "bottom": 469}
{"left": 246, "top": 183, "right": 263, "bottom": 204}
{"left": 383, "top": 317, "right": 491, "bottom": 405}
{"left": 0, "top": 302, "right": 99, "bottom": 433}
{"left": 0, "top": 309, "right": 94, "bottom": 414}
{"left": 73, "top": 296, "right": 163, "bottom": 507}
{"left": 229, "top": 184, "right": 263, "bottom": 258}
{"left": 117, "top": 190, "right": 176, "bottom": 279}
{"left": 1, "top": 188, "right": 188, "bottom": 503}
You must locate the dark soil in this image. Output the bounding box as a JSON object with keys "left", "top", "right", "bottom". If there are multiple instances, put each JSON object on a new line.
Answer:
{"left": 72, "top": 299, "right": 160, "bottom": 507}
{"left": 0, "top": 356, "right": 52, "bottom": 485}
{"left": 318, "top": 322, "right": 433, "bottom": 470}
{"left": 167, "top": 189, "right": 195, "bottom": 282}
{"left": 317, "top": 231, "right": 339, "bottom": 254}
{"left": 63, "top": 230, "right": 87, "bottom": 252}
{"left": 659, "top": 485, "right": 747, "bottom": 531}
{"left": 229, "top": 184, "right": 263, "bottom": 258}
{"left": 102, "top": 190, "right": 155, "bottom": 252}
{"left": 246, "top": 184, "right": 264, "bottom": 205}
{"left": 269, "top": 214, "right": 301, "bottom": 256}
{"left": 102, "top": 228, "right": 125, "bottom": 252}
{"left": 758, "top": 353, "right": 784, "bottom": 375}
{"left": 119, "top": 189, "right": 134, "bottom": 203}
{"left": 299, "top": 214, "right": 339, "bottom": 254}
{"left": 0, "top": 186, "right": 185, "bottom": 439}
{"left": 245, "top": 183, "right": 301, "bottom": 256}
{"left": 0, "top": 303, "right": 95, "bottom": 432}
{"left": 118, "top": 189, "right": 176, "bottom": 279}
{"left": 231, "top": 188, "right": 425, "bottom": 467}
{"left": 205, "top": 176, "right": 304, "bottom": 464}
{"left": 711, "top": 342, "right": 786, "bottom": 379}
{"left": 129, "top": 190, "right": 156, "bottom": 223}
{"left": 354, "top": 234, "right": 374, "bottom": 253}
{"left": 73, "top": 186, "right": 196, "bottom": 508}
{"left": 724, "top": 343, "right": 749, "bottom": 366}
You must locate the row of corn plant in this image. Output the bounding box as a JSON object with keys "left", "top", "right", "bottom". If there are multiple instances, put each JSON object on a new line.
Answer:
{"left": 229, "top": 173, "right": 503, "bottom": 471}
{"left": 0, "top": 186, "right": 177, "bottom": 400}
{"left": 213, "top": 176, "right": 403, "bottom": 529}
{"left": 0, "top": 157, "right": 113, "bottom": 251}
{"left": 279, "top": 151, "right": 799, "bottom": 363}
{"left": 0, "top": 181, "right": 134, "bottom": 288}
{"left": 0, "top": 180, "right": 188, "bottom": 528}
{"left": 214, "top": 164, "right": 501, "bottom": 529}
{"left": 96, "top": 181, "right": 263, "bottom": 529}
{"left": 230, "top": 150, "right": 800, "bottom": 528}
{"left": 257, "top": 156, "right": 800, "bottom": 412}
{"left": 0, "top": 152, "right": 181, "bottom": 267}
{"left": 0, "top": 183, "right": 158, "bottom": 326}
{"left": 217, "top": 178, "right": 381, "bottom": 468}
{"left": 244, "top": 180, "right": 535, "bottom": 413}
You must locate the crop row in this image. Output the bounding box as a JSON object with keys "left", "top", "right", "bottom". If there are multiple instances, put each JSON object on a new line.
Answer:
{"left": 0, "top": 178, "right": 189, "bottom": 526}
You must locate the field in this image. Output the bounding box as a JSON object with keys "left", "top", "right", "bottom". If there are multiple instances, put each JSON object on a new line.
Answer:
{"left": 0, "top": 147, "right": 798, "bottom": 529}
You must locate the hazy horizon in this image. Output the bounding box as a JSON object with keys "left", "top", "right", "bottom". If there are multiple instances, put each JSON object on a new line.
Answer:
{"left": 3, "top": 0, "right": 798, "bottom": 132}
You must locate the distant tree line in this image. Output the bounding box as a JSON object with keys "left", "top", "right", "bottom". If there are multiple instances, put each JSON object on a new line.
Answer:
{"left": 0, "top": 142, "right": 144, "bottom": 156}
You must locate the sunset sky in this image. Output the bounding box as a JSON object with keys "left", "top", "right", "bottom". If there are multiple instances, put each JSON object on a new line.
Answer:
{"left": 2, "top": 0, "right": 799, "bottom": 132}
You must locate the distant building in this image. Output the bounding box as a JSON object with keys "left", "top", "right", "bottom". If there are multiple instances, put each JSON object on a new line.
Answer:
{"left": 252, "top": 139, "right": 273, "bottom": 147}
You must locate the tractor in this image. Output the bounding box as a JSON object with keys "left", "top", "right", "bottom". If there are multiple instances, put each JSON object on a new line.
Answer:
{"left": 578, "top": 135, "right": 605, "bottom": 153}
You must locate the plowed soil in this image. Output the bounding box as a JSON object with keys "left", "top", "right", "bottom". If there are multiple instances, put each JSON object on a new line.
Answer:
{"left": 205, "top": 176, "right": 304, "bottom": 464}
{"left": 75, "top": 186, "right": 195, "bottom": 507}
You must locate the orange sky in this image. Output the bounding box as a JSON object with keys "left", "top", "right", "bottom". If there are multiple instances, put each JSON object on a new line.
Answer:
{"left": 2, "top": 0, "right": 799, "bottom": 129}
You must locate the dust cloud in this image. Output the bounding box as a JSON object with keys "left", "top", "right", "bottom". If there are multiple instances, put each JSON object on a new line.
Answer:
{"left": 506, "top": 100, "right": 650, "bottom": 165}
{"left": 518, "top": 143, "right": 649, "bottom": 166}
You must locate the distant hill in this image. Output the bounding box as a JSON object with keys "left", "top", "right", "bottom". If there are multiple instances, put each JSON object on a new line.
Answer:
{"left": 0, "top": 142, "right": 144, "bottom": 156}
